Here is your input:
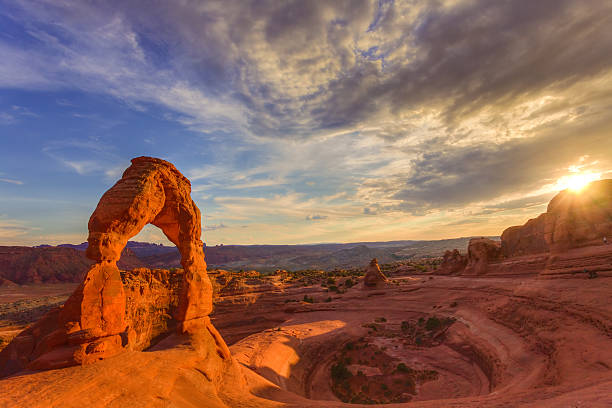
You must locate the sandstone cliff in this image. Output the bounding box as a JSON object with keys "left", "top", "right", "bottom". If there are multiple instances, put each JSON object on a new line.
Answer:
{"left": 501, "top": 179, "right": 612, "bottom": 257}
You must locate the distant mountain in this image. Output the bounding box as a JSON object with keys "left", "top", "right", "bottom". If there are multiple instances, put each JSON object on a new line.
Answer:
{"left": 0, "top": 246, "right": 144, "bottom": 284}
{"left": 0, "top": 246, "right": 91, "bottom": 284}
{"left": 140, "top": 237, "right": 493, "bottom": 271}
{"left": 55, "top": 241, "right": 177, "bottom": 258}
{"left": 7, "top": 236, "right": 497, "bottom": 283}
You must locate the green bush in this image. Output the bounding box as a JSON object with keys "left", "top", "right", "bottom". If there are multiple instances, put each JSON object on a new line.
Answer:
{"left": 425, "top": 317, "right": 441, "bottom": 331}
{"left": 331, "top": 361, "right": 352, "bottom": 382}
{"left": 395, "top": 363, "right": 412, "bottom": 373}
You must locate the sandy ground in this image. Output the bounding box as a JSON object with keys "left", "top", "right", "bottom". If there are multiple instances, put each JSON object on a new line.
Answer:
{"left": 1, "top": 275, "right": 611, "bottom": 407}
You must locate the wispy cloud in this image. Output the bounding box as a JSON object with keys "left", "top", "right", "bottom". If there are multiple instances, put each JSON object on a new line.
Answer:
{"left": 0, "top": 178, "right": 24, "bottom": 185}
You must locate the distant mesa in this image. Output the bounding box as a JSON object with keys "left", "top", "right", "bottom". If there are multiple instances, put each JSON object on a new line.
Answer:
{"left": 0, "top": 157, "right": 236, "bottom": 387}
{"left": 363, "top": 258, "right": 388, "bottom": 288}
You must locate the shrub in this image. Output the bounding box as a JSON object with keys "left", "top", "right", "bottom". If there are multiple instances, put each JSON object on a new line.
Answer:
{"left": 450, "top": 301, "right": 458, "bottom": 307}
{"left": 344, "top": 278, "right": 354, "bottom": 288}
{"left": 303, "top": 295, "right": 314, "bottom": 303}
{"left": 401, "top": 321, "right": 410, "bottom": 331}
{"left": 325, "top": 296, "right": 332, "bottom": 302}
{"left": 331, "top": 361, "right": 352, "bottom": 382}
{"left": 396, "top": 363, "right": 411, "bottom": 373}
{"left": 425, "top": 317, "right": 442, "bottom": 331}
{"left": 375, "top": 317, "right": 387, "bottom": 323}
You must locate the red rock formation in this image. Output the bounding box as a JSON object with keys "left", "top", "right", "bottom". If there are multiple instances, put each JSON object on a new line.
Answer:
{"left": 437, "top": 249, "right": 468, "bottom": 275}
{"left": 0, "top": 157, "right": 227, "bottom": 376}
{"left": 0, "top": 246, "right": 144, "bottom": 284}
{"left": 502, "top": 179, "right": 612, "bottom": 257}
{"left": 0, "top": 278, "right": 18, "bottom": 287}
{"left": 363, "top": 258, "right": 388, "bottom": 287}
{"left": 463, "top": 238, "right": 502, "bottom": 275}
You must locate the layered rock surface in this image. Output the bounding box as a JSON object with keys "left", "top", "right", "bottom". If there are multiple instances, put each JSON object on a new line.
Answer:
{"left": 0, "top": 157, "right": 230, "bottom": 378}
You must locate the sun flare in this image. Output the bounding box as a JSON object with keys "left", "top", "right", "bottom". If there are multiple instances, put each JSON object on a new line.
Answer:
{"left": 556, "top": 172, "right": 601, "bottom": 192}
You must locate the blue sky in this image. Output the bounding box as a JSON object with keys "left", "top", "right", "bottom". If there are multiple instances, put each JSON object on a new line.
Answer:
{"left": 1, "top": 0, "right": 612, "bottom": 246}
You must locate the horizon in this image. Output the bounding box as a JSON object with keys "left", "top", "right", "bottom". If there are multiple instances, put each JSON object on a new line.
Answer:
{"left": 2, "top": 1, "right": 612, "bottom": 246}
{"left": 32, "top": 234, "right": 500, "bottom": 248}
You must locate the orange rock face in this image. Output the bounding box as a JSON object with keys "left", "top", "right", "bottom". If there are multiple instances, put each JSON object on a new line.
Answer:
{"left": 363, "top": 258, "right": 388, "bottom": 287}
{"left": 437, "top": 249, "right": 468, "bottom": 275}
{"left": 0, "top": 157, "right": 220, "bottom": 376}
{"left": 463, "top": 238, "right": 502, "bottom": 275}
{"left": 501, "top": 179, "right": 612, "bottom": 257}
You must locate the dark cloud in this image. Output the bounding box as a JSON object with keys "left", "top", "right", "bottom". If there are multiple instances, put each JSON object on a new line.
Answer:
{"left": 365, "top": 115, "right": 612, "bottom": 214}
{"left": 6, "top": 0, "right": 612, "bottom": 139}
{"left": 318, "top": 0, "right": 612, "bottom": 131}
{"left": 206, "top": 223, "right": 228, "bottom": 231}
{"left": 306, "top": 214, "right": 328, "bottom": 221}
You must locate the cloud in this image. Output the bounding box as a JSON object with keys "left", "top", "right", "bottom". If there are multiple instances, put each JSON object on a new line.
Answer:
{"left": 0, "top": 218, "right": 36, "bottom": 239}
{"left": 306, "top": 214, "right": 328, "bottom": 221}
{"left": 2, "top": 0, "right": 612, "bottom": 244}
{"left": 206, "top": 223, "right": 228, "bottom": 231}
{"left": 41, "top": 139, "right": 127, "bottom": 178}
{"left": 0, "top": 178, "right": 23, "bottom": 185}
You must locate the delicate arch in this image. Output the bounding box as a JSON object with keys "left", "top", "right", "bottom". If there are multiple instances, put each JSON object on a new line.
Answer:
{"left": 85, "top": 156, "right": 212, "bottom": 321}
{"left": 0, "top": 157, "right": 222, "bottom": 374}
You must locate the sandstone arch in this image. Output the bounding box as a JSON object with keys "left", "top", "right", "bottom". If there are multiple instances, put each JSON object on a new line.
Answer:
{"left": 0, "top": 157, "right": 228, "bottom": 375}
{"left": 84, "top": 156, "right": 212, "bottom": 323}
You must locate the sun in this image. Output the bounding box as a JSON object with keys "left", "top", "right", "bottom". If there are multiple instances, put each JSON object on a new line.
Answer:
{"left": 556, "top": 172, "right": 601, "bottom": 193}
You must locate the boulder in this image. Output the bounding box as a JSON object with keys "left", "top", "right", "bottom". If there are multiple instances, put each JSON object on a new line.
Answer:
{"left": 463, "top": 238, "right": 502, "bottom": 275}
{"left": 437, "top": 249, "right": 468, "bottom": 275}
{"left": 363, "top": 258, "right": 388, "bottom": 288}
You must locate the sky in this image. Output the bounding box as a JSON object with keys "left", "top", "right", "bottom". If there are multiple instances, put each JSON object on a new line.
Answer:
{"left": 1, "top": 0, "right": 612, "bottom": 246}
